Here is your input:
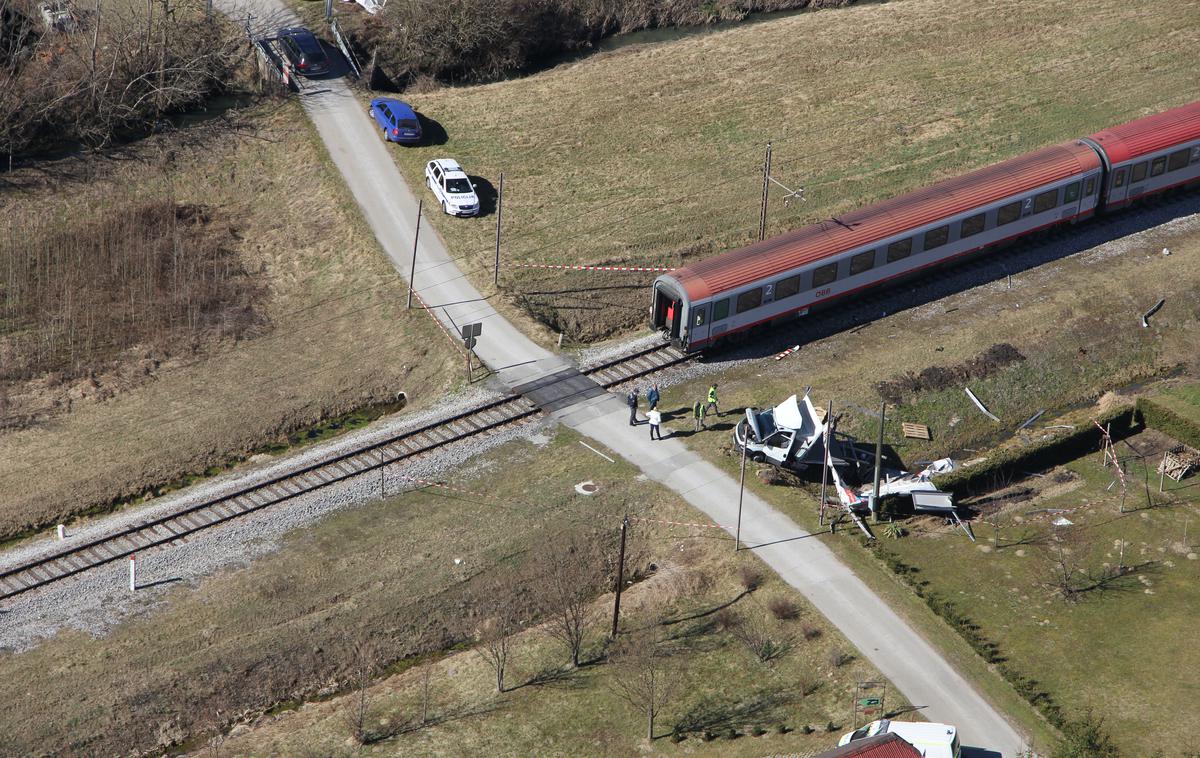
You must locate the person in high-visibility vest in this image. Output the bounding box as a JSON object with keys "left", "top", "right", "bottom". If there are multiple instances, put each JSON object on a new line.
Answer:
{"left": 705, "top": 384, "right": 719, "bottom": 416}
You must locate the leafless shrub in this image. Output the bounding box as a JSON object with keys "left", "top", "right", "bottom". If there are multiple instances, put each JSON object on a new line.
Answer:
{"left": 608, "top": 628, "right": 686, "bottom": 740}
{"left": 800, "top": 623, "right": 822, "bottom": 641}
{"left": 738, "top": 564, "right": 764, "bottom": 593}
{"left": 341, "top": 638, "right": 393, "bottom": 745}
{"left": 876, "top": 343, "right": 1025, "bottom": 402}
{"left": 827, "top": 648, "right": 851, "bottom": 668}
{"left": 1037, "top": 529, "right": 1133, "bottom": 603}
{"left": 767, "top": 597, "right": 800, "bottom": 621}
{"left": 726, "top": 611, "right": 794, "bottom": 664}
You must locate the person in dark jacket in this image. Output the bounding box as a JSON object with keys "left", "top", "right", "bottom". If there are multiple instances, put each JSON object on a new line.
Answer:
{"left": 647, "top": 384, "right": 660, "bottom": 411}
{"left": 627, "top": 388, "right": 639, "bottom": 425}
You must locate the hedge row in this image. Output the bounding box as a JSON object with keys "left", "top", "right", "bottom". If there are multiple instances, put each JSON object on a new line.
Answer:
{"left": 869, "top": 543, "right": 1065, "bottom": 728}
{"left": 1135, "top": 396, "right": 1200, "bottom": 451}
{"left": 932, "top": 406, "right": 1140, "bottom": 498}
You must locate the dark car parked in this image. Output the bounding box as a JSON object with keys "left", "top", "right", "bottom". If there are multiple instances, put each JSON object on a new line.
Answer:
{"left": 277, "top": 27, "right": 329, "bottom": 77}
{"left": 369, "top": 98, "right": 423, "bottom": 144}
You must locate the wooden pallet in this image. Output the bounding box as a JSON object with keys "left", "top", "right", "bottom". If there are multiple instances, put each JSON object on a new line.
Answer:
{"left": 1159, "top": 445, "right": 1200, "bottom": 481}
{"left": 901, "top": 422, "right": 931, "bottom": 440}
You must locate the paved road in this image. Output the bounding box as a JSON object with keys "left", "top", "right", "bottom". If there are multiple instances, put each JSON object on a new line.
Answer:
{"left": 223, "top": 9, "right": 1031, "bottom": 752}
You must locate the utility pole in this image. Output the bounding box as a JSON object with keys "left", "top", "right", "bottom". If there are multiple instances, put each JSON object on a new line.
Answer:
{"left": 758, "top": 141, "right": 773, "bottom": 242}
{"left": 735, "top": 438, "right": 747, "bottom": 551}
{"left": 610, "top": 515, "right": 629, "bottom": 639}
{"left": 494, "top": 172, "right": 504, "bottom": 287}
{"left": 871, "top": 402, "right": 886, "bottom": 522}
{"left": 819, "top": 399, "right": 833, "bottom": 527}
{"left": 407, "top": 199, "right": 422, "bottom": 309}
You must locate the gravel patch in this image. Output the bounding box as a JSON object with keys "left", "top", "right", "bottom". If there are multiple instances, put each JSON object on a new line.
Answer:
{"left": 0, "top": 383, "right": 550, "bottom": 653}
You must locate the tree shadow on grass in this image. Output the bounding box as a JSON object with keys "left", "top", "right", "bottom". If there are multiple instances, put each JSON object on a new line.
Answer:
{"left": 672, "top": 688, "right": 800, "bottom": 737}
{"left": 510, "top": 663, "right": 589, "bottom": 691}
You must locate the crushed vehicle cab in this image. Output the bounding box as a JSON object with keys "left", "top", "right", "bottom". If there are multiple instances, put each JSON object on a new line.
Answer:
{"left": 734, "top": 394, "right": 824, "bottom": 472}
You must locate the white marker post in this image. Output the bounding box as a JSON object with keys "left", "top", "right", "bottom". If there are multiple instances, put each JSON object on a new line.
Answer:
{"left": 129, "top": 555, "right": 137, "bottom": 591}
{"left": 57, "top": 524, "right": 65, "bottom": 540}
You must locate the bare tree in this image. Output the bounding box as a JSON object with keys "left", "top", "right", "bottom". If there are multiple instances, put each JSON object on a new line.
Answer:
{"left": 1038, "top": 529, "right": 1128, "bottom": 603}
{"left": 541, "top": 531, "right": 604, "bottom": 667}
{"left": 608, "top": 629, "right": 686, "bottom": 740}
{"left": 473, "top": 576, "right": 525, "bottom": 693}
{"left": 342, "top": 638, "right": 380, "bottom": 744}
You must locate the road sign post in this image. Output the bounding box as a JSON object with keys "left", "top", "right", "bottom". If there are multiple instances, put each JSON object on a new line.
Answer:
{"left": 461, "top": 323, "right": 482, "bottom": 382}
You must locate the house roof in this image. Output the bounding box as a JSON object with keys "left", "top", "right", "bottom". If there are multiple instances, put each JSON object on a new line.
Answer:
{"left": 813, "top": 732, "right": 924, "bottom": 758}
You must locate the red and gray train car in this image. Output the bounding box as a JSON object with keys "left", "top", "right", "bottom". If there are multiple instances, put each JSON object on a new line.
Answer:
{"left": 651, "top": 102, "right": 1200, "bottom": 352}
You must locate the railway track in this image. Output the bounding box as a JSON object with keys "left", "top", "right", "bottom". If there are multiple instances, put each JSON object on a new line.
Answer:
{"left": 0, "top": 343, "right": 693, "bottom": 602}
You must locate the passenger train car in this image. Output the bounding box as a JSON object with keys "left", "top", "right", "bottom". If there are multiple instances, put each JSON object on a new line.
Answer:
{"left": 652, "top": 102, "right": 1200, "bottom": 352}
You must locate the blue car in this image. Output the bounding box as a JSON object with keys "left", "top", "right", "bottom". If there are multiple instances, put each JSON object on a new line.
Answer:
{"left": 369, "top": 98, "right": 423, "bottom": 145}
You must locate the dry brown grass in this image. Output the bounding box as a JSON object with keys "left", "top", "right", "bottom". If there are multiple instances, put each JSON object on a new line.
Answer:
{"left": 0, "top": 429, "right": 904, "bottom": 756}
{"left": 0, "top": 102, "right": 460, "bottom": 540}
{"left": 379, "top": 0, "right": 1200, "bottom": 340}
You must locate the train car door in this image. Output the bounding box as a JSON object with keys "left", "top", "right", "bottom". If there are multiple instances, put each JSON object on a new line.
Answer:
{"left": 689, "top": 302, "right": 710, "bottom": 345}
{"left": 1106, "top": 164, "right": 1130, "bottom": 205}
{"left": 652, "top": 284, "right": 682, "bottom": 339}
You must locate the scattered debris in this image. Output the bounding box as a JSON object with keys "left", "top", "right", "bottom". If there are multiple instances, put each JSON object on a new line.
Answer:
{"left": 1052, "top": 517, "right": 1074, "bottom": 527}
{"left": 39, "top": 0, "right": 79, "bottom": 32}
{"left": 1141, "top": 297, "right": 1165, "bottom": 328}
{"left": 964, "top": 386, "right": 1000, "bottom": 422}
{"left": 1162, "top": 247, "right": 1171, "bottom": 256}
{"left": 1016, "top": 410, "right": 1045, "bottom": 432}
{"left": 901, "top": 422, "right": 931, "bottom": 440}
{"left": 773, "top": 344, "right": 801, "bottom": 361}
{"left": 579, "top": 440, "right": 615, "bottom": 462}
{"left": 1044, "top": 424, "right": 1076, "bottom": 431}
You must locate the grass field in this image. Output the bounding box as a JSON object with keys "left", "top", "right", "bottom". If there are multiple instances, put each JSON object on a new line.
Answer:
{"left": 0, "top": 101, "right": 461, "bottom": 542}
{"left": 378, "top": 0, "right": 1200, "bottom": 341}
{"left": 0, "top": 429, "right": 904, "bottom": 756}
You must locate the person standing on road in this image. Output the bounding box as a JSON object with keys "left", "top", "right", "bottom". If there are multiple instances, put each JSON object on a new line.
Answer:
{"left": 647, "top": 384, "right": 660, "bottom": 411}
{"left": 706, "top": 384, "right": 720, "bottom": 417}
{"left": 627, "top": 388, "right": 640, "bottom": 426}
{"left": 693, "top": 399, "right": 706, "bottom": 431}
{"left": 648, "top": 408, "right": 663, "bottom": 440}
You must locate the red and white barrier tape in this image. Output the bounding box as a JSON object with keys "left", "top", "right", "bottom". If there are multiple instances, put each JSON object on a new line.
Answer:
{"left": 410, "top": 289, "right": 467, "bottom": 355}
{"left": 773, "top": 344, "right": 801, "bottom": 361}
{"left": 629, "top": 516, "right": 729, "bottom": 531}
{"left": 399, "top": 475, "right": 496, "bottom": 501}
{"left": 511, "top": 263, "right": 677, "bottom": 273}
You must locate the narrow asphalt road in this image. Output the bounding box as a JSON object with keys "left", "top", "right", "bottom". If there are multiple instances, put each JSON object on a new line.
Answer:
{"left": 217, "top": 7, "right": 1031, "bottom": 752}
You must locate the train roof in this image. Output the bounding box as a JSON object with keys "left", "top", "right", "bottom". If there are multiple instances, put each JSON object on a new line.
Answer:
{"left": 1087, "top": 101, "right": 1200, "bottom": 165}
{"left": 669, "top": 141, "right": 1100, "bottom": 302}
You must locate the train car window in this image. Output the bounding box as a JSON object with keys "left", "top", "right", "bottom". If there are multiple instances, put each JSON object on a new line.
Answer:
{"left": 776, "top": 274, "right": 801, "bottom": 299}
{"left": 1130, "top": 162, "right": 1148, "bottom": 183}
{"left": 1168, "top": 149, "right": 1191, "bottom": 172}
{"left": 1150, "top": 156, "right": 1167, "bottom": 177}
{"left": 849, "top": 250, "right": 875, "bottom": 275}
{"left": 1033, "top": 188, "right": 1058, "bottom": 214}
{"left": 736, "top": 288, "right": 763, "bottom": 314}
{"left": 694, "top": 307, "right": 707, "bottom": 327}
{"left": 1192, "top": 146, "right": 1200, "bottom": 164}
{"left": 1113, "top": 168, "right": 1127, "bottom": 188}
{"left": 712, "top": 299, "right": 730, "bottom": 322}
{"left": 886, "top": 238, "right": 912, "bottom": 262}
{"left": 1084, "top": 176, "right": 1097, "bottom": 196}
{"left": 811, "top": 262, "right": 838, "bottom": 288}
{"left": 996, "top": 201, "right": 1022, "bottom": 225}
{"left": 923, "top": 225, "right": 949, "bottom": 251}
{"left": 1063, "top": 182, "right": 1081, "bottom": 204}
{"left": 960, "top": 214, "right": 985, "bottom": 238}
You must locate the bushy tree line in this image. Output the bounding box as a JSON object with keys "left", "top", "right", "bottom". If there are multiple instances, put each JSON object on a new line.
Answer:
{"left": 356, "top": 0, "right": 854, "bottom": 85}
{"left": 0, "top": 0, "right": 243, "bottom": 162}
